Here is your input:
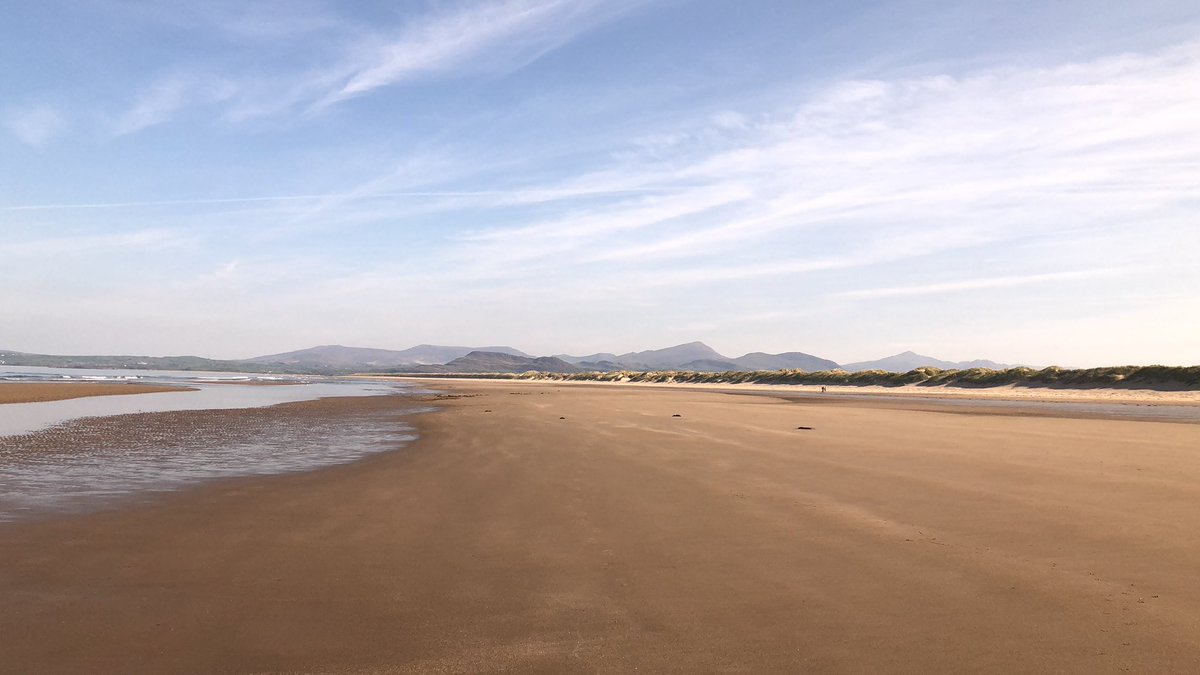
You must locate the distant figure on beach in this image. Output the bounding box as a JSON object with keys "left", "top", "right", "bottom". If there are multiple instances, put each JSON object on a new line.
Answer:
{"left": 821, "top": 386, "right": 827, "bottom": 393}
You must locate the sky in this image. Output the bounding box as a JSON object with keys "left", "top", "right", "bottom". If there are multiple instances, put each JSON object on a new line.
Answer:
{"left": 2, "top": 0, "right": 1199, "bottom": 366}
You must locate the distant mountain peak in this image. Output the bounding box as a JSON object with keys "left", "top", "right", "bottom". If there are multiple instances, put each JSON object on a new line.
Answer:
{"left": 394, "top": 351, "right": 581, "bottom": 374}
{"left": 843, "top": 351, "right": 1009, "bottom": 373}
{"left": 730, "top": 351, "right": 840, "bottom": 372}
{"left": 615, "top": 342, "right": 726, "bottom": 369}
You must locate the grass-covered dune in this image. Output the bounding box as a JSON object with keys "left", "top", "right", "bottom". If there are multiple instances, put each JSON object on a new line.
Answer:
{"left": 408, "top": 365, "right": 1200, "bottom": 391}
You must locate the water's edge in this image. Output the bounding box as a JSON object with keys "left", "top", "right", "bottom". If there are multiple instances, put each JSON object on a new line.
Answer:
{"left": 0, "top": 367, "right": 440, "bottom": 522}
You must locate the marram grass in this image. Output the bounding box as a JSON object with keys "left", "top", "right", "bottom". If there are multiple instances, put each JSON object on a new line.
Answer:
{"left": 413, "top": 365, "right": 1200, "bottom": 390}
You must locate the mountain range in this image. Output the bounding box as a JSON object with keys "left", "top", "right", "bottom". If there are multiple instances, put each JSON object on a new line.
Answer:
{"left": 398, "top": 352, "right": 581, "bottom": 374}
{"left": 244, "top": 344, "right": 529, "bottom": 368}
{"left": 553, "top": 342, "right": 840, "bottom": 372}
{"left": 0, "top": 343, "right": 1010, "bottom": 375}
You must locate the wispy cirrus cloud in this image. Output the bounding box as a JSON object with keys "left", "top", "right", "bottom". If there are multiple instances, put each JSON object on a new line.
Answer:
{"left": 108, "top": 0, "right": 648, "bottom": 130}
{"left": 320, "top": 0, "right": 640, "bottom": 107}
{"left": 1, "top": 228, "right": 194, "bottom": 258}
{"left": 836, "top": 269, "right": 1128, "bottom": 300}
{"left": 111, "top": 75, "right": 238, "bottom": 136}
{"left": 132, "top": 0, "right": 345, "bottom": 42}
{"left": 437, "top": 39, "right": 1200, "bottom": 288}
{"left": 82, "top": 37, "right": 1200, "bottom": 295}
{"left": 0, "top": 188, "right": 668, "bottom": 212}
{"left": 91, "top": 37, "right": 1190, "bottom": 305}
{"left": 3, "top": 104, "right": 67, "bottom": 146}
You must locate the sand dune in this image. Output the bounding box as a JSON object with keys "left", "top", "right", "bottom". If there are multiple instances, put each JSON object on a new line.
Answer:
{"left": 362, "top": 374, "right": 1200, "bottom": 405}
{"left": 2, "top": 381, "right": 1199, "bottom": 673}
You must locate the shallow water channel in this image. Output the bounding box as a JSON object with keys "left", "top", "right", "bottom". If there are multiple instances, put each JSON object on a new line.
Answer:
{"left": 0, "top": 368, "right": 433, "bottom": 521}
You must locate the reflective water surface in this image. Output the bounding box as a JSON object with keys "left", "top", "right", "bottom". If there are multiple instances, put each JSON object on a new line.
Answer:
{"left": 0, "top": 366, "right": 412, "bottom": 436}
{"left": 0, "top": 367, "right": 435, "bottom": 521}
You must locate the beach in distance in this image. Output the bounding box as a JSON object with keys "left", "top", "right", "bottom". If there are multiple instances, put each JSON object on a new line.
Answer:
{"left": 3, "top": 378, "right": 1200, "bottom": 673}
{"left": 0, "top": 381, "right": 193, "bottom": 404}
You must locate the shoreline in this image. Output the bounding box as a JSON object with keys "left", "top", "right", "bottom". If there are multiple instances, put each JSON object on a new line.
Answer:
{"left": 4, "top": 381, "right": 1200, "bottom": 672}
{"left": 0, "top": 379, "right": 406, "bottom": 439}
{"left": 0, "top": 392, "right": 426, "bottom": 523}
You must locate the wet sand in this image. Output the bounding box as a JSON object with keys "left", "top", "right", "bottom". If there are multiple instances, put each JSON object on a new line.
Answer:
{"left": 0, "top": 395, "right": 419, "bottom": 520}
{"left": 3, "top": 381, "right": 1200, "bottom": 673}
{"left": 0, "top": 381, "right": 193, "bottom": 404}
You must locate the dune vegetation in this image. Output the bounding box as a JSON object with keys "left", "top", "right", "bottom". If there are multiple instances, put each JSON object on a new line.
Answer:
{"left": 411, "top": 365, "right": 1200, "bottom": 390}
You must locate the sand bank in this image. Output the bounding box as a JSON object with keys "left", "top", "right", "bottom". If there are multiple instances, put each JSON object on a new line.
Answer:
{"left": 3, "top": 381, "right": 1200, "bottom": 673}
{"left": 0, "top": 381, "right": 194, "bottom": 404}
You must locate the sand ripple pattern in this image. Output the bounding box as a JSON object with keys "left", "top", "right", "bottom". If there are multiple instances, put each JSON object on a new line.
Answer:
{"left": 0, "top": 396, "right": 428, "bottom": 521}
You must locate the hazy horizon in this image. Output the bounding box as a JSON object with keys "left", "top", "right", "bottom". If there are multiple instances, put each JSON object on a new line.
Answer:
{"left": 4, "top": 1, "right": 1198, "bottom": 367}
{"left": 2, "top": 339, "right": 1194, "bottom": 370}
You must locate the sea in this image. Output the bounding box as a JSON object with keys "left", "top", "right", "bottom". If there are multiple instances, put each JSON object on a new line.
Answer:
{"left": 0, "top": 366, "right": 433, "bottom": 521}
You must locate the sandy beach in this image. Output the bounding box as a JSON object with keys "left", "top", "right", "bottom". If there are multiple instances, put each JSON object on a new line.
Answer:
{"left": 3, "top": 380, "right": 1200, "bottom": 673}
{"left": 0, "top": 382, "right": 193, "bottom": 404}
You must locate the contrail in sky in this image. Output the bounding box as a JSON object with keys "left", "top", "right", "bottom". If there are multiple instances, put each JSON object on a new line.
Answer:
{"left": 0, "top": 188, "right": 678, "bottom": 212}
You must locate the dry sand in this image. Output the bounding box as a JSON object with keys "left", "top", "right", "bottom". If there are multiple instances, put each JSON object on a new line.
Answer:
{"left": 2, "top": 381, "right": 1200, "bottom": 673}
{"left": 699, "top": 380, "right": 1200, "bottom": 405}
{"left": 0, "top": 381, "right": 193, "bottom": 404}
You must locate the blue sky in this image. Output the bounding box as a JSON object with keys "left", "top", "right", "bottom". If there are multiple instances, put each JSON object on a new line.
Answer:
{"left": 3, "top": 0, "right": 1198, "bottom": 365}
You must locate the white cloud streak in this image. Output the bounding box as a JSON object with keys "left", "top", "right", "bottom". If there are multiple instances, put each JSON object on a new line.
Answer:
{"left": 112, "top": 75, "right": 238, "bottom": 136}
{"left": 836, "top": 269, "right": 1127, "bottom": 300}
{"left": 3, "top": 104, "right": 67, "bottom": 146}
{"left": 322, "top": 0, "right": 625, "bottom": 106}
{"left": 1, "top": 229, "right": 194, "bottom": 258}
{"left": 439, "top": 40, "right": 1200, "bottom": 287}
{"left": 141, "top": 1, "right": 344, "bottom": 42}
{"left": 107, "top": 0, "right": 644, "bottom": 130}
{"left": 0, "top": 187, "right": 670, "bottom": 212}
